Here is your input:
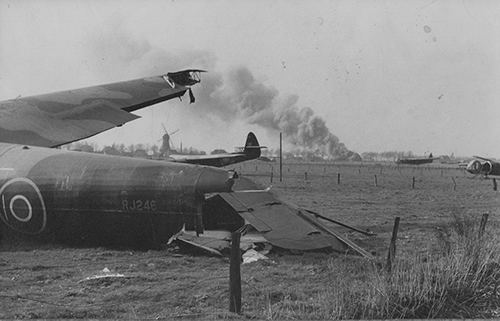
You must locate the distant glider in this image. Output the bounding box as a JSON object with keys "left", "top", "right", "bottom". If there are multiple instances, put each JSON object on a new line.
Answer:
{"left": 396, "top": 153, "right": 438, "bottom": 165}
{"left": 166, "top": 132, "right": 266, "bottom": 167}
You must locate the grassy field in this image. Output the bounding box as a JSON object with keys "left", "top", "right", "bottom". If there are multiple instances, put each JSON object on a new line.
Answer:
{"left": 1, "top": 160, "right": 499, "bottom": 319}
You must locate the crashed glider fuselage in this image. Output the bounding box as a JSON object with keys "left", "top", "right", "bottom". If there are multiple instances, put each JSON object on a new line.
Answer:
{"left": 0, "top": 143, "right": 234, "bottom": 247}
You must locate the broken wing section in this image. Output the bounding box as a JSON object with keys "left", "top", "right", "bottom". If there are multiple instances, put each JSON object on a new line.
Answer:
{"left": 204, "top": 189, "right": 371, "bottom": 258}
{"left": 0, "top": 70, "right": 203, "bottom": 147}
{"left": 217, "top": 191, "right": 346, "bottom": 251}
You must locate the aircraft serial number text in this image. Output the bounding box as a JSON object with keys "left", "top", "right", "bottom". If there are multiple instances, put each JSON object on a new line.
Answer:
{"left": 122, "top": 199, "right": 157, "bottom": 212}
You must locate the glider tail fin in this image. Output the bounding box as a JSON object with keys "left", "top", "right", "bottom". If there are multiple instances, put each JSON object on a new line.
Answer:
{"left": 243, "top": 132, "right": 266, "bottom": 158}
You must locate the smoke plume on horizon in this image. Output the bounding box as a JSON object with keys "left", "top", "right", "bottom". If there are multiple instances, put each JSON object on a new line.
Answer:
{"left": 198, "top": 67, "right": 356, "bottom": 159}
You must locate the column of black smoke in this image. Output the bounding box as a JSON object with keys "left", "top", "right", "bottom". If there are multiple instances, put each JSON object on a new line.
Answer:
{"left": 198, "top": 67, "right": 356, "bottom": 159}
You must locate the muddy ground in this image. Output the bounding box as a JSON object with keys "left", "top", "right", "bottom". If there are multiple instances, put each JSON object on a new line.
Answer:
{"left": 1, "top": 160, "right": 499, "bottom": 319}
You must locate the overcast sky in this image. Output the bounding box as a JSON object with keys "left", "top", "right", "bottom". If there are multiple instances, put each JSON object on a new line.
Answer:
{"left": 1, "top": 0, "right": 499, "bottom": 157}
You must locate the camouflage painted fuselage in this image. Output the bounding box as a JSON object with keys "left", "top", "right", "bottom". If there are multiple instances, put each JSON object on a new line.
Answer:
{"left": 0, "top": 143, "right": 234, "bottom": 247}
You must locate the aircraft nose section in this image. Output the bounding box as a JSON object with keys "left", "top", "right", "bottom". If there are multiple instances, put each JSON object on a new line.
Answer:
{"left": 466, "top": 160, "right": 482, "bottom": 174}
{"left": 195, "top": 167, "right": 236, "bottom": 194}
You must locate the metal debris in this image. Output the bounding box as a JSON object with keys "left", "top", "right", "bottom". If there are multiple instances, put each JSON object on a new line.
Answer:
{"left": 78, "top": 267, "right": 127, "bottom": 283}
{"left": 242, "top": 249, "right": 268, "bottom": 264}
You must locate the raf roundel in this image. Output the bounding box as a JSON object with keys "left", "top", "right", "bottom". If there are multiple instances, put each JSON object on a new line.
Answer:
{"left": 0, "top": 177, "right": 47, "bottom": 234}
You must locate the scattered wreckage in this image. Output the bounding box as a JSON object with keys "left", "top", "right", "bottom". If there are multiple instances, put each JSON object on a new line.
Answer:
{"left": 171, "top": 177, "right": 374, "bottom": 260}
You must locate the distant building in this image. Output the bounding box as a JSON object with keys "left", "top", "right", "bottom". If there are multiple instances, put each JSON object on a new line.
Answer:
{"left": 102, "top": 146, "right": 121, "bottom": 156}
{"left": 211, "top": 149, "right": 227, "bottom": 155}
{"left": 73, "top": 144, "right": 94, "bottom": 153}
{"left": 133, "top": 149, "right": 149, "bottom": 159}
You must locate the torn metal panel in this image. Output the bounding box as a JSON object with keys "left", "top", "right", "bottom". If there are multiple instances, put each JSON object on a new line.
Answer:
{"left": 173, "top": 230, "right": 267, "bottom": 255}
{"left": 175, "top": 233, "right": 224, "bottom": 257}
{"left": 243, "top": 249, "right": 269, "bottom": 264}
{"left": 217, "top": 193, "right": 272, "bottom": 232}
{"left": 212, "top": 190, "right": 350, "bottom": 253}
{"left": 178, "top": 230, "right": 230, "bottom": 253}
{"left": 178, "top": 176, "right": 371, "bottom": 257}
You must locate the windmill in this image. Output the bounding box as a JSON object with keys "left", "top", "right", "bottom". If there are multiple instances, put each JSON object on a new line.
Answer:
{"left": 158, "top": 123, "right": 179, "bottom": 158}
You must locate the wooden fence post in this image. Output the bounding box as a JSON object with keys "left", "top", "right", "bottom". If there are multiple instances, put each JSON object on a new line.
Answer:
{"left": 479, "top": 213, "right": 489, "bottom": 238}
{"left": 493, "top": 178, "right": 497, "bottom": 191}
{"left": 412, "top": 177, "right": 415, "bottom": 189}
{"left": 374, "top": 174, "right": 378, "bottom": 187}
{"left": 451, "top": 177, "right": 457, "bottom": 191}
{"left": 279, "top": 132, "right": 283, "bottom": 182}
{"left": 386, "top": 217, "right": 400, "bottom": 273}
{"left": 337, "top": 173, "right": 341, "bottom": 185}
{"left": 229, "top": 231, "right": 242, "bottom": 314}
